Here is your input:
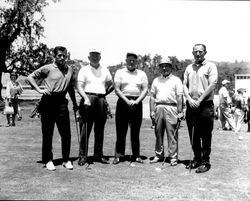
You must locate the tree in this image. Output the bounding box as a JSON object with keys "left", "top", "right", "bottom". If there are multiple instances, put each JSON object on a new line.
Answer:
{"left": 0, "top": 0, "right": 50, "bottom": 100}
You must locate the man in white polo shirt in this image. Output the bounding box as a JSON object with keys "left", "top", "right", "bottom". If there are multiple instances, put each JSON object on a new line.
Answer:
{"left": 77, "top": 49, "right": 114, "bottom": 166}
{"left": 112, "top": 52, "right": 148, "bottom": 165}
{"left": 149, "top": 57, "right": 183, "bottom": 166}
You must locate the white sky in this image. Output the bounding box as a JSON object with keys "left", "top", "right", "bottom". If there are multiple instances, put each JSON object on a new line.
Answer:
{"left": 41, "top": 0, "right": 250, "bottom": 67}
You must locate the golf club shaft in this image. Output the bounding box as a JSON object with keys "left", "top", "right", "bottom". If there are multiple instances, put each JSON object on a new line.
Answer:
{"left": 189, "top": 124, "right": 195, "bottom": 173}
{"left": 74, "top": 111, "right": 80, "bottom": 144}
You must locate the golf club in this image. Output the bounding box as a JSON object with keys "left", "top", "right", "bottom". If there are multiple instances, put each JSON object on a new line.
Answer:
{"left": 73, "top": 111, "right": 80, "bottom": 144}
{"left": 188, "top": 122, "right": 195, "bottom": 173}
{"left": 128, "top": 122, "right": 135, "bottom": 167}
{"left": 155, "top": 118, "right": 181, "bottom": 172}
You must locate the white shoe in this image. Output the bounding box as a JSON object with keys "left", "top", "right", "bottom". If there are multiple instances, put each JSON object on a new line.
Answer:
{"left": 63, "top": 161, "right": 73, "bottom": 170}
{"left": 238, "top": 135, "right": 243, "bottom": 140}
{"left": 46, "top": 161, "right": 56, "bottom": 171}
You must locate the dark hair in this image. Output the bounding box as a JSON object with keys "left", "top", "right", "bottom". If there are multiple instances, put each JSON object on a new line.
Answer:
{"left": 126, "top": 52, "right": 137, "bottom": 59}
{"left": 193, "top": 44, "right": 206, "bottom": 52}
{"left": 53, "top": 46, "right": 67, "bottom": 56}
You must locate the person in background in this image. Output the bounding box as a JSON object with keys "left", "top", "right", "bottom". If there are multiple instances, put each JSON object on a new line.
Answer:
{"left": 5, "top": 71, "right": 23, "bottom": 127}
{"left": 27, "top": 46, "right": 78, "bottom": 171}
{"left": 183, "top": 44, "right": 218, "bottom": 173}
{"left": 234, "top": 88, "right": 247, "bottom": 139}
{"left": 149, "top": 57, "right": 183, "bottom": 166}
{"left": 112, "top": 52, "right": 148, "bottom": 165}
{"left": 218, "top": 80, "right": 235, "bottom": 131}
{"left": 77, "top": 49, "right": 114, "bottom": 166}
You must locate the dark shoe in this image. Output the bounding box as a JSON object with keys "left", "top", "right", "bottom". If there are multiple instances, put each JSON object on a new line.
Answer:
{"left": 150, "top": 156, "right": 160, "bottom": 164}
{"left": 78, "top": 157, "right": 87, "bottom": 166}
{"left": 186, "top": 160, "right": 200, "bottom": 169}
{"left": 222, "top": 128, "right": 228, "bottom": 131}
{"left": 195, "top": 163, "right": 211, "bottom": 173}
{"left": 135, "top": 157, "right": 143, "bottom": 164}
{"left": 96, "top": 157, "right": 109, "bottom": 164}
{"left": 113, "top": 157, "right": 120, "bottom": 165}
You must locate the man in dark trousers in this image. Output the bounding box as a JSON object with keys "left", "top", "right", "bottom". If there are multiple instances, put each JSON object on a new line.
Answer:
{"left": 112, "top": 52, "right": 148, "bottom": 165}
{"left": 27, "top": 46, "right": 78, "bottom": 171}
{"left": 183, "top": 44, "right": 218, "bottom": 173}
{"left": 77, "top": 49, "right": 114, "bottom": 166}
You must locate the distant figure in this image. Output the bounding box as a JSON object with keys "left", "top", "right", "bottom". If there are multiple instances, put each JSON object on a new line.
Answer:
{"left": 218, "top": 80, "right": 235, "bottom": 131}
{"left": 5, "top": 72, "right": 23, "bottom": 127}
{"left": 234, "top": 88, "right": 247, "bottom": 133}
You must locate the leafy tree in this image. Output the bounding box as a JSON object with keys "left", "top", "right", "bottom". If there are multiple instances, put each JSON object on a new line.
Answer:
{"left": 0, "top": 0, "right": 51, "bottom": 100}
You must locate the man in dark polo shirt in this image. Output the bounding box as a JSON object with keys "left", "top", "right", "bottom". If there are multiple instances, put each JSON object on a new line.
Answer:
{"left": 27, "top": 46, "right": 78, "bottom": 171}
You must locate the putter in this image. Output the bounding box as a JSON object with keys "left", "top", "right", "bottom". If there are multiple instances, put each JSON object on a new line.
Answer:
{"left": 74, "top": 111, "right": 80, "bottom": 144}
{"left": 155, "top": 118, "right": 181, "bottom": 172}
{"left": 84, "top": 118, "right": 91, "bottom": 170}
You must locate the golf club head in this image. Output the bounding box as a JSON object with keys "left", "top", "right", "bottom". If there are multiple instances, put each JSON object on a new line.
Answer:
{"left": 155, "top": 167, "right": 162, "bottom": 172}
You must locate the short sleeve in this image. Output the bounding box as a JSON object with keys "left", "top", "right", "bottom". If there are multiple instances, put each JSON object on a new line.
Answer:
{"left": 114, "top": 69, "right": 122, "bottom": 84}
{"left": 77, "top": 67, "right": 86, "bottom": 83}
{"left": 208, "top": 63, "right": 218, "bottom": 85}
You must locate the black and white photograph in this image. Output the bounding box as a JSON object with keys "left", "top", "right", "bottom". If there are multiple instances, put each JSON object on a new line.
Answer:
{"left": 0, "top": 0, "right": 250, "bottom": 200}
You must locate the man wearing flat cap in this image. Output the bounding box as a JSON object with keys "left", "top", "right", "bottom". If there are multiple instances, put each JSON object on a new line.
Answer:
{"left": 149, "top": 57, "right": 183, "bottom": 166}
{"left": 112, "top": 52, "right": 148, "bottom": 165}
{"left": 218, "top": 79, "right": 235, "bottom": 131}
{"left": 77, "top": 49, "right": 114, "bottom": 166}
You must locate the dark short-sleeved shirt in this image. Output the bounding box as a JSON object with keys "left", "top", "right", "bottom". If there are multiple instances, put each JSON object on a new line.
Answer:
{"left": 29, "top": 63, "right": 75, "bottom": 94}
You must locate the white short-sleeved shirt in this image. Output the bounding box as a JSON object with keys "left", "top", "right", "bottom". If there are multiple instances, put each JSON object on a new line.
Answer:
{"left": 218, "top": 86, "right": 231, "bottom": 108}
{"left": 77, "top": 64, "right": 112, "bottom": 94}
{"left": 151, "top": 74, "right": 183, "bottom": 123}
{"left": 114, "top": 67, "right": 148, "bottom": 97}
{"left": 183, "top": 60, "right": 218, "bottom": 101}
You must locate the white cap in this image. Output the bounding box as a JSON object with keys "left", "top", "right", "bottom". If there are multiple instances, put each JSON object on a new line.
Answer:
{"left": 89, "top": 48, "right": 101, "bottom": 54}
{"left": 222, "top": 79, "right": 230, "bottom": 85}
{"left": 159, "top": 57, "right": 172, "bottom": 66}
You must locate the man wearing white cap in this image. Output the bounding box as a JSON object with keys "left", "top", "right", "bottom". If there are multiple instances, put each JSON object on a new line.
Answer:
{"left": 77, "top": 49, "right": 114, "bottom": 166}
{"left": 149, "top": 57, "right": 183, "bottom": 166}
{"left": 218, "top": 79, "right": 235, "bottom": 131}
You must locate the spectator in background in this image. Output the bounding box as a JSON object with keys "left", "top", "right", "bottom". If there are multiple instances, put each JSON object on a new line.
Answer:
{"left": 5, "top": 71, "right": 23, "bottom": 127}
{"left": 234, "top": 88, "right": 247, "bottom": 138}
{"left": 218, "top": 80, "right": 235, "bottom": 131}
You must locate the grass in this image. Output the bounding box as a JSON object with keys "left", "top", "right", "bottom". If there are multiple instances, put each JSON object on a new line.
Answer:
{"left": 0, "top": 99, "right": 249, "bottom": 201}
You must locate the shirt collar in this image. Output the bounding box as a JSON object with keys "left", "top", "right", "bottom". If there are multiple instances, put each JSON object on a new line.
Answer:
{"left": 193, "top": 60, "right": 207, "bottom": 67}
{"left": 160, "top": 73, "right": 172, "bottom": 79}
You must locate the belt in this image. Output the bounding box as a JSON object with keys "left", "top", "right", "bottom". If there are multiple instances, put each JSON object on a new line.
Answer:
{"left": 156, "top": 102, "right": 177, "bottom": 106}
{"left": 86, "top": 92, "right": 105, "bottom": 98}
{"left": 125, "top": 96, "right": 139, "bottom": 100}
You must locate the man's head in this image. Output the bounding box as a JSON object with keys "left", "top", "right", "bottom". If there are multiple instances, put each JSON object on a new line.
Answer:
{"left": 192, "top": 44, "right": 207, "bottom": 64}
{"left": 10, "top": 71, "right": 18, "bottom": 81}
{"left": 158, "top": 57, "right": 173, "bottom": 77}
{"left": 53, "top": 46, "right": 67, "bottom": 68}
{"left": 88, "top": 49, "right": 101, "bottom": 67}
{"left": 222, "top": 79, "right": 230, "bottom": 87}
{"left": 126, "top": 52, "right": 138, "bottom": 72}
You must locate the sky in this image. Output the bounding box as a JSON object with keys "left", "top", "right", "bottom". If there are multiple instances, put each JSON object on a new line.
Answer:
{"left": 40, "top": 0, "right": 250, "bottom": 67}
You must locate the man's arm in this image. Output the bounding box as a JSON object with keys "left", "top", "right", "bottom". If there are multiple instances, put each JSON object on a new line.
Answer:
{"left": 105, "top": 80, "right": 114, "bottom": 96}
{"left": 68, "top": 84, "right": 78, "bottom": 111}
{"left": 149, "top": 91, "right": 156, "bottom": 121}
{"left": 76, "top": 81, "right": 91, "bottom": 106}
{"left": 27, "top": 74, "right": 49, "bottom": 95}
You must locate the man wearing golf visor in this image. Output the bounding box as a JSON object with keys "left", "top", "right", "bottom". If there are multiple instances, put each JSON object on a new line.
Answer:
{"left": 149, "top": 57, "right": 183, "bottom": 166}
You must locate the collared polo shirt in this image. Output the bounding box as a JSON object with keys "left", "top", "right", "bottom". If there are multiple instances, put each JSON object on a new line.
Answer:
{"left": 114, "top": 67, "right": 148, "bottom": 97}
{"left": 183, "top": 60, "right": 218, "bottom": 101}
{"left": 151, "top": 74, "right": 183, "bottom": 123}
{"left": 77, "top": 64, "right": 112, "bottom": 94}
{"left": 29, "top": 63, "right": 75, "bottom": 94}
